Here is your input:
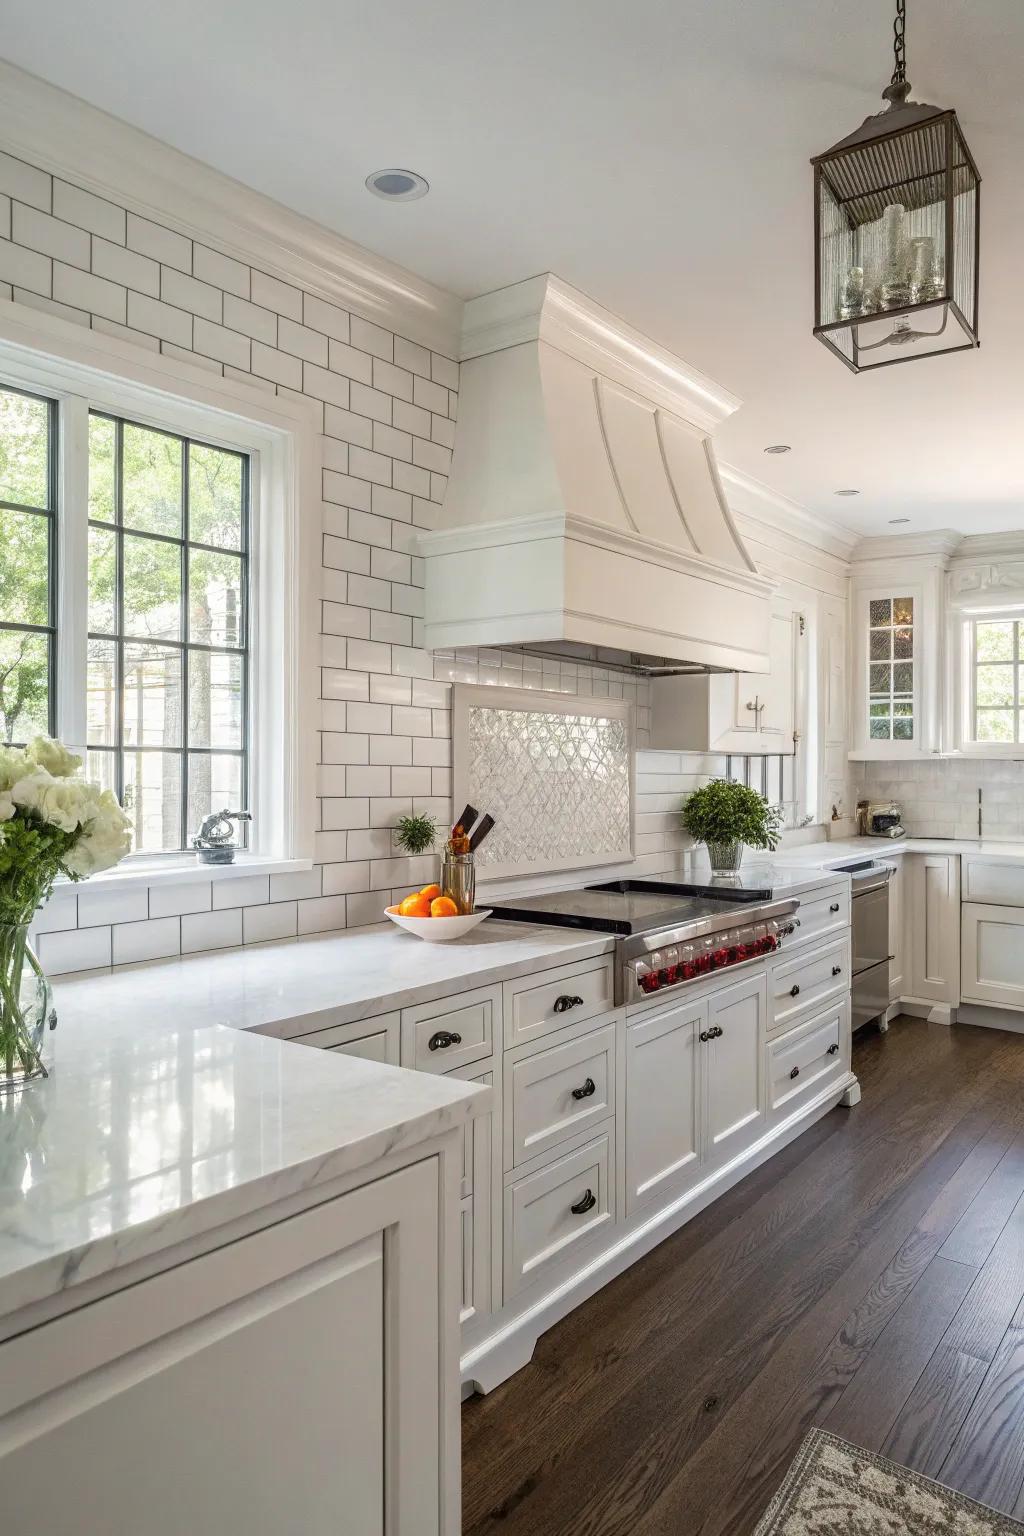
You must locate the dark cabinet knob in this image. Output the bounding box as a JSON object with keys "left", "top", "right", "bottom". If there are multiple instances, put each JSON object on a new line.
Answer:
{"left": 571, "top": 1188, "right": 597, "bottom": 1215}
{"left": 790, "top": 1065, "right": 800, "bottom": 1079}
{"left": 571, "top": 1076, "right": 597, "bottom": 1101}
{"left": 708, "top": 1025, "right": 723, "bottom": 1039}
{"left": 554, "top": 994, "right": 585, "bottom": 1013}
{"left": 830, "top": 903, "right": 840, "bottom": 914}
{"left": 789, "top": 984, "right": 801, "bottom": 997}
{"left": 428, "top": 1029, "right": 462, "bottom": 1051}
{"left": 827, "top": 1042, "right": 840, "bottom": 1056}
{"left": 832, "top": 965, "right": 842, "bottom": 977}
{"left": 699, "top": 1029, "right": 710, "bottom": 1042}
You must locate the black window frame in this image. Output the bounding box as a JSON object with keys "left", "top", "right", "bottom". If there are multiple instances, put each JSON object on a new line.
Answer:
{"left": 0, "top": 381, "right": 59, "bottom": 745}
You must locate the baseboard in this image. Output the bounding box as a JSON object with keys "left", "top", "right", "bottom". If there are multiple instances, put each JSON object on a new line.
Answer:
{"left": 955, "top": 1003, "right": 1024, "bottom": 1034}
{"left": 460, "top": 1071, "right": 856, "bottom": 1394}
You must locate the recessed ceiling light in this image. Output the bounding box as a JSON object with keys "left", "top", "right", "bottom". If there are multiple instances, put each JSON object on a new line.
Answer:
{"left": 763, "top": 444, "right": 791, "bottom": 454}
{"left": 834, "top": 488, "right": 860, "bottom": 496}
{"left": 364, "top": 168, "right": 429, "bottom": 201}
{"left": 888, "top": 517, "right": 911, "bottom": 525}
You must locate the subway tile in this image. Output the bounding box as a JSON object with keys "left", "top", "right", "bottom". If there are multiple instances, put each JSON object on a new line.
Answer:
{"left": 181, "top": 908, "right": 242, "bottom": 954}
{"left": 0, "top": 238, "right": 51, "bottom": 295}
{"left": 322, "top": 666, "right": 369, "bottom": 700}
{"left": 269, "top": 867, "right": 323, "bottom": 902}
{"left": 348, "top": 829, "right": 398, "bottom": 863}
{"left": 392, "top": 646, "right": 434, "bottom": 680}
{"left": 370, "top": 546, "right": 411, "bottom": 583}
{"left": 223, "top": 291, "right": 277, "bottom": 344}
{"left": 413, "top": 736, "right": 451, "bottom": 767}
{"left": 321, "top": 861, "right": 371, "bottom": 896}
{"left": 161, "top": 264, "right": 222, "bottom": 322}
{"left": 372, "top": 357, "right": 414, "bottom": 401}
{"left": 348, "top": 508, "right": 392, "bottom": 548}
{"left": 77, "top": 887, "right": 149, "bottom": 928}
{"left": 347, "top": 890, "right": 385, "bottom": 929}
{"left": 393, "top": 398, "right": 432, "bottom": 438}
{"left": 251, "top": 339, "right": 302, "bottom": 389}
{"left": 92, "top": 236, "right": 160, "bottom": 296}
{"left": 149, "top": 881, "right": 213, "bottom": 917}
{"left": 277, "top": 314, "right": 329, "bottom": 365}
{"left": 370, "top": 672, "right": 412, "bottom": 705}
{"left": 192, "top": 315, "right": 250, "bottom": 369}
{"left": 251, "top": 269, "right": 302, "bottom": 321}
{"left": 429, "top": 473, "right": 448, "bottom": 503}
{"left": 349, "top": 381, "right": 392, "bottom": 423}
{"left": 370, "top": 734, "right": 412, "bottom": 765}
{"left": 53, "top": 261, "right": 126, "bottom": 323}
{"left": 112, "top": 916, "right": 181, "bottom": 965}
{"left": 391, "top": 766, "right": 432, "bottom": 796}
{"left": 303, "top": 291, "right": 350, "bottom": 342}
{"left": 431, "top": 414, "right": 456, "bottom": 449}
{"left": 328, "top": 338, "right": 374, "bottom": 384}
{"left": 323, "top": 602, "right": 370, "bottom": 638}
{"left": 314, "top": 830, "right": 350, "bottom": 863}
{"left": 193, "top": 243, "right": 250, "bottom": 298}
{"left": 126, "top": 290, "right": 193, "bottom": 347}
{"left": 323, "top": 469, "right": 372, "bottom": 511}
{"left": 372, "top": 421, "right": 412, "bottom": 462}
{"left": 370, "top": 797, "right": 413, "bottom": 828}
{"left": 297, "top": 895, "right": 347, "bottom": 935}
{"left": 322, "top": 438, "right": 349, "bottom": 474}
{"left": 371, "top": 484, "right": 412, "bottom": 523}
{"left": 322, "top": 795, "right": 373, "bottom": 829}
{"left": 94, "top": 317, "right": 160, "bottom": 352}
{"left": 347, "top": 699, "right": 392, "bottom": 732}
{"left": 391, "top": 583, "right": 424, "bottom": 618}
{"left": 0, "top": 152, "right": 50, "bottom": 211}
{"left": 12, "top": 202, "right": 89, "bottom": 266}
{"left": 431, "top": 352, "right": 459, "bottom": 389}
{"left": 370, "top": 611, "right": 412, "bottom": 645}
{"left": 304, "top": 362, "right": 352, "bottom": 410}
{"left": 324, "top": 404, "right": 374, "bottom": 448}
{"left": 127, "top": 212, "right": 191, "bottom": 272}
{"left": 412, "top": 678, "right": 451, "bottom": 708}
{"left": 350, "top": 315, "right": 393, "bottom": 360}
{"left": 52, "top": 179, "right": 124, "bottom": 242}
{"left": 392, "top": 705, "right": 433, "bottom": 737}
{"left": 346, "top": 765, "right": 393, "bottom": 797}
{"left": 413, "top": 374, "right": 449, "bottom": 415}
{"left": 244, "top": 902, "right": 298, "bottom": 943}
{"left": 394, "top": 463, "right": 432, "bottom": 502}
{"left": 347, "top": 638, "right": 392, "bottom": 673}
{"left": 39, "top": 925, "right": 111, "bottom": 975}
{"left": 348, "top": 572, "right": 391, "bottom": 610}
{"left": 0, "top": 195, "right": 8, "bottom": 241}
{"left": 395, "top": 336, "right": 430, "bottom": 378}
{"left": 413, "top": 436, "right": 452, "bottom": 475}
{"left": 321, "top": 637, "right": 349, "bottom": 670}
{"left": 317, "top": 764, "right": 351, "bottom": 795}
{"left": 320, "top": 700, "right": 348, "bottom": 730}
{"left": 324, "top": 535, "right": 371, "bottom": 574}
{"left": 31, "top": 894, "right": 78, "bottom": 935}
{"left": 162, "top": 340, "right": 221, "bottom": 374}
{"left": 211, "top": 875, "right": 271, "bottom": 909}
{"left": 432, "top": 767, "right": 452, "bottom": 796}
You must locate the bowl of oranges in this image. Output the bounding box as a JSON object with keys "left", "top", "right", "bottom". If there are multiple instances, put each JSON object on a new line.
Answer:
{"left": 385, "top": 884, "right": 492, "bottom": 942}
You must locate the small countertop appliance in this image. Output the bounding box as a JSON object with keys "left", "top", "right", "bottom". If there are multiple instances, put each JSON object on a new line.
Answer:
{"left": 861, "top": 801, "right": 905, "bottom": 838}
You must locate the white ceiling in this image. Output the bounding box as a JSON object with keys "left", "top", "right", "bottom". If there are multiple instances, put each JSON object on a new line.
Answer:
{"left": 3, "top": 0, "right": 1023, "bottom": 536}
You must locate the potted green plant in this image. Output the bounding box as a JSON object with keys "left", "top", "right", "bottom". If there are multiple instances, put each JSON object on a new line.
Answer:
{"left": 680, "top": 779, "right": 783, "bottom": 877}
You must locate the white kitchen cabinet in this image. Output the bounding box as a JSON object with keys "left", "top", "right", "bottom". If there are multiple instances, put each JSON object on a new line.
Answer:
{"left": 0, "top": 1160, "right": 447, "bottom": 1536}
{"left": 962, "top": 902, "right": 1024, "bottom": 1010}
{"left": 705, "top": 971, "right": 767, "bottom": 1168}
{"left": 291, "top": 1010, "right": 400, "bottom": 1064}
{"left": 888, "top": 854, "right": 906, "bottom": 1004}
{"left": 961, "top": 857, "right": 1024, "bottom": 907}
{"left": 649, "top": 601, "right": 799, "bottom": 754}
{"left": 906, "top": 853, "right": 960, "bottom": 1008}
{"left": 625, "top": 994, "right": 703, "bottom": 1215}
{"left": 452, "top": 1062, "right": 498, "bottom": 1329}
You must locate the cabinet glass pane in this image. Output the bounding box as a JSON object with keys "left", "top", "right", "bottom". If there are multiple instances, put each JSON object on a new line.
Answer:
{"left": 869, "top": 663, "right": 891, "bottom": 694}
{"left": 892, "top": 596, "right": 914, "bottom": 625}
{"left": 893, "top": 662, "right": 913, "bottom": 694}
{"left": 869, "top": 716, "right": 892, "bottom": 739}
{"left": 893, "top": 717, "right": 914, "bottom": 740}
{"left": 869, "top": 599, "right": 892, "bottom": 626}
{"left": 869, "top": 630, "right": 892, "bottom": 661}
{"left": 893, "top": 627, "right": 913, "bottom": 659}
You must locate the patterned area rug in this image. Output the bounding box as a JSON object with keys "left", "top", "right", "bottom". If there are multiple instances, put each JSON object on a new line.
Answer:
{"left": 755, "top": 1428, "right": 1024, "bottom": 1534}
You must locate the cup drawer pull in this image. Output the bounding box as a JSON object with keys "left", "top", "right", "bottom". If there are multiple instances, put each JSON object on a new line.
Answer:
{"left": 554, "top": 994, "right": 585, "bottom": 1013}
{"left": 428, "top": 1029, "right": 462, "bottom": 1051}
{"left": 571, "top": 1188, "right": 597, "bottom": 1215}
{"left": 571, "top": 1076, "right": 597, "bottom": 1101}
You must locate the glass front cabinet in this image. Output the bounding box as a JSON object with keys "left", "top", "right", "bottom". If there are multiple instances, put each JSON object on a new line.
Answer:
{"left": 849, "top": 560, "right": 945, "bottom": 759}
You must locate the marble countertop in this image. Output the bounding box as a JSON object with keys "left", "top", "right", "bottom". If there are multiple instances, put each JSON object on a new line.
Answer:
{"left": 0, "top": 1007, "right": 485, "bottom": 1326}
{"left": 761, "top": 836, "right": 1024, "bottom": 866}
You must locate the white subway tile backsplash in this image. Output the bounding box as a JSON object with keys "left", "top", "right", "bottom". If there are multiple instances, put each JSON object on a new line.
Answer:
{"left": 328, "top": 338, "right": 374, "bottom": 384}
{"left": 161, "top": 265, "right": 222, "bottom": 323}
{"left": 395, "top": 336, "right": 430, "bottom": 378}
{"left": 0, "top": 237, "right": 50, "bottom": 294}
{"left": 92, "top": 235, "right": 160, "bottom": 296}
{"left": 211, "top": 875, "right": 271, "bottom": 909}
{"left": 126, "top": 290, "right": 193, "bottom": 347}
{"left": 77, "top": 887, "right": 149, "bottom": 928}
{"left": 243, "top": 901, "right": 298, "bottom": 943}
{"left": 112, "top": 916, "right": 181, "bottom": 965}
{"left": 373, "top": 357, "right": 413, "bottom": 402}
{"left": 297, "top": 895, "right": 347, "bottom": 935}
{"left": 278, "top": 314, "right": 329, "bottom": 365}
{"left": 0, "top": 152, "right": 50, "bottom": 211}
{"left": 39, "top": 925, "right": 112, "bottom": 976}
{"left": 12, "top": 202, "right": 89, "bottom": 266}
{"left": 53, "top": 262, "right": 126, "bottom": 323}
{"left": 351, "top": 315, "right": 393, "bottom": 360}
{"left": 303, "top": 291, "right": 350, "bottom": 342}
{"left": 149, "top": 881, "right": 213, "bottom": 918}
{"left": 181, "top": 908, "right": 242, "bottom": 954}
{"left": 269, "top": 867, "right": 323, "bottom": 902}
{"left": 193, "top": 243, "right": 250, "bottom": 298}
{"left": 250, "top": 269, "right": 302, "bottom": 321}
{"left": 223, "top": 291, "right": 277, "bottom": 344}
{"left": 126, "top": 212, "right": 191, "bottom": 272}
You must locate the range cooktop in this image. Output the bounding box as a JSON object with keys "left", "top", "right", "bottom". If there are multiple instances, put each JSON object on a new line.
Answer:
{"left": 487, "top": 878, "right": 774, "bottom": 937}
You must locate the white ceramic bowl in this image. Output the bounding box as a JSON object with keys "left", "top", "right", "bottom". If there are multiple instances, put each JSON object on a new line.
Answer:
{"left": 385, "top": 906, "right": 492, "bottom": 943}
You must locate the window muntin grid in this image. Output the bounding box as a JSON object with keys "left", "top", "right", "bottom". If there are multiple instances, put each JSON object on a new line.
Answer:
{"left": 86, "top": 412, "right": 250, "bottom": 854}
{"left": 0, "top": 384, "right": 57, "bottom": 745}
{"left": 970, "top": 617, "right": 1024, "bottom": 745}
{"left": 868, "top": 596, "right": 914, "bottom": 742}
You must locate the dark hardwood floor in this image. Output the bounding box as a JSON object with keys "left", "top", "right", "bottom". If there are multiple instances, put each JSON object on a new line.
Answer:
{"left": 462, "top": 1017, "right": 1024, "bottom": 1535}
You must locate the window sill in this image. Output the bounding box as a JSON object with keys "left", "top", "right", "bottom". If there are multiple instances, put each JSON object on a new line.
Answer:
{"left": 49, "top": 854, "right": 313, "bottom": 900}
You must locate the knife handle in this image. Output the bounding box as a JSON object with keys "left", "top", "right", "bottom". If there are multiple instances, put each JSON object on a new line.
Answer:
{"left": 469, "top": 814, "right": 495, "bottom": 852}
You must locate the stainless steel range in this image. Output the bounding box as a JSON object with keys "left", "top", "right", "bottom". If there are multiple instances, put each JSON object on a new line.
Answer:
{"left": 488, "top": 879, "right": 800, "bottom": 1005}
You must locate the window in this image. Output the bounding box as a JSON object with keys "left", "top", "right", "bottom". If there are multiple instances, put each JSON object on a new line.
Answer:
{"left": 85, "top": 414, "right": 250, "bottom": 853}
{"left": 967, "top": 616, "right": 1024, "bottom": 745}
{"left": 867, "top": 595, "right": 914, "bottom": 741}
{"left": 0, "top": 385, "right": 57, "bottom": 744}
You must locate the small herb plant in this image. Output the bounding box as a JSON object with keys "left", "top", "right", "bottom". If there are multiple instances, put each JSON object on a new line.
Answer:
{"left": 681, "top": 779, "right": 784, "bottom": 852}
{"left": 393, "top": 812, "right": 437, "bottom": 856}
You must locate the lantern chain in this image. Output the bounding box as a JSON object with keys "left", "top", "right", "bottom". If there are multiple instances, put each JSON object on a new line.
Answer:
{"left": 891, "top": 0, "right": 907, "bottom": 86}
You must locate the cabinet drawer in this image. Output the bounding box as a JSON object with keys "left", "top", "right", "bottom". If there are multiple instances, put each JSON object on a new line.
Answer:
{"left": 401, "top": 985, "right": 498, "bottom": 1073}
{"left": 505, "top": 1021, "right": 616, "bottom": 1169}
{"left": 767, "top": 1000, "right": 848, "bottom": 1117}
{"left": 503, "top": 955, "right": 615, "bottom": 1049}
{"left": 291, "top": 1011, "right": 399, "bottom": 1064}
{"left": 788, "top": 884, "right": 849, "bottom": 951}
{"left": 504, "top": 1133, "right": 614, "bottom": 1300}
{"left": 962, "top": 859, "right": 1024, "bottom": 908}
{"left": 769, "top": 937, "right": 850, "bottom": 1034}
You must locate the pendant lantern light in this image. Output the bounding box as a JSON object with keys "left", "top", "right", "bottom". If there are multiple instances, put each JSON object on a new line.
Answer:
{"left": 811, "top": 0, "right": 980, "bottom": 372}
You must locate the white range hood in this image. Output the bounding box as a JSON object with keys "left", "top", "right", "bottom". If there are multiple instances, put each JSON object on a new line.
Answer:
{"left": 419, "top": 274, "right": 774, "bottom": 673}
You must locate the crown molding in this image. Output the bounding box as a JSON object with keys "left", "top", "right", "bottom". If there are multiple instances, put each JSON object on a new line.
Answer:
{"left": 459, "top": 273, "right": 741, "bottom": 434}
{"left": 0, "top": 62, "right": 463, "bottom": 356}
{"left": 950, "top": 531, "right": 1024, "bottom": 565}
{"left": 853, "top": 528, "right": 963, "bottom": 565}
{"left": 719, "top": 465, "right": 858, "bottom": 565}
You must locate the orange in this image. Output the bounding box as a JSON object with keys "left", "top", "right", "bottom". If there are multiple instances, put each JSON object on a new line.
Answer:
{"left": 430, "top": 896, "right": 460, "bottom": 918}
{"left": 398, "top": 892, "right": 432, "bottom": 918}
{"left": 420, "top": 883, "right": 441, "bottom": 901}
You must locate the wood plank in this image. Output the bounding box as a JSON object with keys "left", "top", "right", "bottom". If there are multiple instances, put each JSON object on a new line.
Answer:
{"left": 939, "top": 1133, "right": 1024, "bottom": 1266}
{"left": 883, "top": 1344, "right": 990, "bottom": 1479}
{"left": 940, "top": 1319, "right": 1024, "bottom": 1514}
{"left": 824, "top": 1255, "right": 977, "bottom": 1451}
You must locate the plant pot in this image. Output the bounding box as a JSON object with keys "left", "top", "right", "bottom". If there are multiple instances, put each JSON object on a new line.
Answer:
{"left": 0, "top": 924, "right": 56, "bottom": 1091}
{"left": 706, "top": 840, "right": 744, "bottom": 878}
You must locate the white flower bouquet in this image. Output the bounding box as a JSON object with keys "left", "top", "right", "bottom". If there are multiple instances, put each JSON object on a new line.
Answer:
{"left": 0, "top": 737, "right": 132, "bottom": 1087}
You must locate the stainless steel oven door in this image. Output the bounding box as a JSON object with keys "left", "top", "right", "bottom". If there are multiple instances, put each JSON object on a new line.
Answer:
{"left": 852, "top": 957, "right": 890, "bottom": 1030}
{"left": 851, "top": 879, "right": 890, "bottom": 976}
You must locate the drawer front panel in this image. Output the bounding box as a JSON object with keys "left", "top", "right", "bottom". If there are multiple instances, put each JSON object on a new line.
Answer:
{"left": 963, "top": 859, "right": 1024, "bottom": 908}
{"left": 506, "top": 1022, "right": 616, "bottom": 1169}
{"left": 503, "top": 956, "right": 615, "bottom": 1049}
{"left": 402, "top": 986, "right": 498, "bottom": 1074}
{"left": 788, "top": 885, "right": 850, "bottom": 952}
{"left": 769, "top": 937, "right": 850, "bottom": 1034}
{"left": 504, "top": 1133, "right": 613, "bottom": 1299}
{"left": 291, "top": 1012, "right": 400, "bottom": 1065}
{"left": 767, "top": 1000, "right": 848, "bottom": 1117}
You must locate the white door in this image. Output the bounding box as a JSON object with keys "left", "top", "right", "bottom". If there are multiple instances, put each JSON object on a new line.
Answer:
{"left": 0, "top": 1161, "right": 443, "bottom": 1536}
{"left": 625, "top": 996, "right": 704, "bottom": 1215}
{"left": 728, "top": 607, "right": 796, "bottom": 749}
{"left": 704, "top": 972, "right": 766, "bottom": 1168}
{"left": 962, "top": 902, "right": 1024, "bottom": 1009}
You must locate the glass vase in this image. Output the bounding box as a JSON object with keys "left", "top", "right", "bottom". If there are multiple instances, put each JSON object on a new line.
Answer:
{"left": 441, "top": 850, "right": 476, "bottom": 915}
{"left": 706, "top": 840, "right": 744, "bottom": 878}
{"left": 0, "top": 924, "right": 55, "bottom": 1091}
